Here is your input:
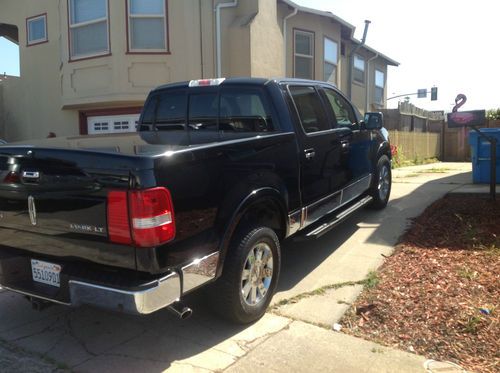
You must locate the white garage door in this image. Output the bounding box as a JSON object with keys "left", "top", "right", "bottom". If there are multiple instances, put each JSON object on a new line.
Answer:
{"left": 87, "top": 114, "right": 140, "bottom": 135}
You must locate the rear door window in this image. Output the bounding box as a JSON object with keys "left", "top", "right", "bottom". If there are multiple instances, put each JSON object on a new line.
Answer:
{"left": 219, "top": 87, "right": 275, "bottom": 132}
{"left": 289, "top": 86, "right": 331, "bottom": 133}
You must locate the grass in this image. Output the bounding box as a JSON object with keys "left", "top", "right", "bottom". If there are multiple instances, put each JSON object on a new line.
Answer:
{"left": 391, "top": 145, "right": 439, "bottom": 169}
{"left": 272, "top": 272, "right": 380, "bottom": 309}
{"left": 417, "top": 167, "right": 452, "bottom": 173}
{"left": 457, "top": 266, "right": 479, "bottom": 280}
{"left": 463, "top": 315, "right": 482, "bottom": 334}
{"left": 364, "top": 271, "right": 379, "bottom": 289}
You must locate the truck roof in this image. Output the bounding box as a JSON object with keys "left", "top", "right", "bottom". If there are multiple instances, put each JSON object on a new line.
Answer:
{"left": 152, "top": 77, "right": 336, "bottom": 92}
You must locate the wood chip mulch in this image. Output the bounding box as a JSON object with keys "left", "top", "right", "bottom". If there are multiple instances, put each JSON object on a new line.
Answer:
{"left": 341, "top": 195, "right": 500, "bottom": 373}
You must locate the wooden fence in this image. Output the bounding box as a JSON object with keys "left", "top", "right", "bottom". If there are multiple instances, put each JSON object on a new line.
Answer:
{"left": 388, "top": 130, "right": 441, "bottom": 161}
{"left": 381, "top": 103, "right": 500, "bottom": 162}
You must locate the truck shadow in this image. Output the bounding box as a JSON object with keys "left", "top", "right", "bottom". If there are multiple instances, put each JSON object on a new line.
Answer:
{"left": 0, "top": 170, "right": 472, "bottom": 372}
{"left": 0, "top": 290, "right": 260, "bottom": 372}
{"left": 277, "top": 171, "right": 472, "bottom": 293}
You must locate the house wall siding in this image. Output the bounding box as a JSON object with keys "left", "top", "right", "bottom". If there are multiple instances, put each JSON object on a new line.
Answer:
{"left": 0, "top": 0, "right": 396, "bottom": 141}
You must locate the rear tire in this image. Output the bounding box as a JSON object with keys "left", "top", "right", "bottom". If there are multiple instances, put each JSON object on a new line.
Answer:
{"left": 209, "top": 226, "right": 280, "bottom": 324}
{"left": 368, "top": 155, "right": 391, "bottom": 209}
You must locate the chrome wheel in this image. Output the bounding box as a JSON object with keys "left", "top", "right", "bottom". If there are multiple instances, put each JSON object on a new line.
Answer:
{"left": 378, "top": 164, "right": 390, "bottom": 201}
{"left": 240, "top": 242, "right": 274, "bottom": 306}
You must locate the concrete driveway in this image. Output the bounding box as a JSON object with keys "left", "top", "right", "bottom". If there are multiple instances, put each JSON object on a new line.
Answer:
{"left": 0, "top": 163, "right": 474, "bottom": 372}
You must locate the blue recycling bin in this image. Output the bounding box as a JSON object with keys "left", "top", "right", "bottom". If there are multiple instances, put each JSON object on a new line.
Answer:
{"left": 468, "top": 128, "right": 500, "bottom": 183}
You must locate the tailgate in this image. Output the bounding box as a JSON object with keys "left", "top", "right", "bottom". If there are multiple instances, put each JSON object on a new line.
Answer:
{"left": 0, "top": 146, "right": 153, "bottom": 270}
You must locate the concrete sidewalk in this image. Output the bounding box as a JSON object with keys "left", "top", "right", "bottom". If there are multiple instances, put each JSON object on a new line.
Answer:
{"left": 0, "top": 162, "right": 475, "bottom": 372}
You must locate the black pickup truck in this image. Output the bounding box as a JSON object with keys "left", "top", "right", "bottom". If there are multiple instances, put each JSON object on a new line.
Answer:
{"left": 0, "top": 78, "right": 391, "bottom": 323}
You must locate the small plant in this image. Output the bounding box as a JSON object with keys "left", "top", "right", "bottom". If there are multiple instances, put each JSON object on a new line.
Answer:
{"left": 458, "top": 266, "right": 479, "bottom": 280}
{"left": 486, "top": 108, "right": 500, "bottom": 120}
{"left": 364, "top": 271, "right": 380, "bottom": 289}
{"left": 463, "top": 315, "right": 482, "bottom": 334}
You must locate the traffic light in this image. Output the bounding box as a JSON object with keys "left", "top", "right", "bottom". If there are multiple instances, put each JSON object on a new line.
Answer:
{"left": 431, "top": 87, "right": 438, "bottom": 101}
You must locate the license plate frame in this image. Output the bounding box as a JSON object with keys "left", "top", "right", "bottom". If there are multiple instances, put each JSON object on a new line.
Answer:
{"left": 31, "top": 259, "right": 61, "bottom": 288}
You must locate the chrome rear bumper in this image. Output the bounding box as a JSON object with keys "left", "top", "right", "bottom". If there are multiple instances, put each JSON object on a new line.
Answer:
{"left": 1, "top": 252, "right": 219, "bottom": 315}
{"left": 69, "top": 271, "right": 181, "bottom": 315}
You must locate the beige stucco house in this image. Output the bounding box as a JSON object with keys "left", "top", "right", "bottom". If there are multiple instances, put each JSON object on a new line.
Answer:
{"left": 0, "top": 0, "right": 398, "bottom": 141}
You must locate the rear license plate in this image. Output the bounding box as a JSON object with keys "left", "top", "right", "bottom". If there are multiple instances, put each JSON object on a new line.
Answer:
{"left": 31, "top": 259, "right": 61, "bottom": 288}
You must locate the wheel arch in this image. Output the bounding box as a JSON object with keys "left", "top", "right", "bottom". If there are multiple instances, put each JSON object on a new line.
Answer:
{"left": 215, "top": 187, "right": 288, "bottom": 278}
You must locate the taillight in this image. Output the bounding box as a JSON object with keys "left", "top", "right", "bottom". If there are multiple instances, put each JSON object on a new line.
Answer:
{"left": 107, "top": 191, "right": 132, "bottom": 244}
{"left": 3, "top": 171, "right": 20, "bottom": 183}
{"left": 129, "top": 187, "right": 176, "bottom": 247}
{"left": 107, "top": 187, "right": 176, "bottom": 248}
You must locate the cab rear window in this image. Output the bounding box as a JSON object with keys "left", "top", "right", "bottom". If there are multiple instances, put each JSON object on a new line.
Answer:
{"left": 139, "top": 86, "right": 278, "bottom": 134}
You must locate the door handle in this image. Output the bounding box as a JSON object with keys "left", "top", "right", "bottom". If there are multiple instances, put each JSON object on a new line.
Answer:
{"left": 340, "top": 140, "right": 350, "bottom": 150}
{"left": 304, "top": 148, "right": 316, "bottom": 159}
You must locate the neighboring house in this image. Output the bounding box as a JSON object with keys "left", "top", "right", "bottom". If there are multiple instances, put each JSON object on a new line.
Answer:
{"left": 0, "top": 0, "right": 398, "bottom": 141}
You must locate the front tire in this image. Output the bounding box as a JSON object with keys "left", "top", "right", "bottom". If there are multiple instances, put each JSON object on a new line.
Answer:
{"left": 209, "top": 226, "right": 281, "bottom": 324}
{"left": 368, "top": 155, "right": 391, "bottom": 209}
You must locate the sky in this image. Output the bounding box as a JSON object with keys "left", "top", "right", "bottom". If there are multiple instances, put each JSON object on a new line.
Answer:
{"left": 293, "top": 0, "right": 500, "bottom": 112}
{"left": 1, "top": 0, "right": 499, "bottom": 112}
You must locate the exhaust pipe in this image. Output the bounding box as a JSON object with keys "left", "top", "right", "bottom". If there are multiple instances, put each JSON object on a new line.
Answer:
{"left": 29, "top": 297, "right": 53, "bottom": 311}
{"left": 168, "top": 302, "right": 192, "bottom": 320}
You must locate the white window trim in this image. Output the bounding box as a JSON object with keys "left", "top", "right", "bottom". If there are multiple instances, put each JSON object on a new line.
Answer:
{"left": 323, "top": 37, "right": 338, "bottom": 83}
{"left": 353, "top": 54, "right": 366, "bottom": 84}
{"left": 27, "top": 14, "right": 48, "bottom": 45}
{"left": 374, "top": 69, "right": 385, "bottom": 104}
{"left": 127, "top": 0, "right": 168, "bottom": 53}
{"left": 323, "top": 37, "right": 338, "bottom": 65}
{"left": 88, "top": 114, "right": 139, "bottom": 135}
{"left": 294, "top": 29, "right": 314, "bottom": 79}
{"left": 68, "top": 0, "right": 110, "bottom": 60}
{"left": 375, "top": 69, "right": 385, "bottom": 88}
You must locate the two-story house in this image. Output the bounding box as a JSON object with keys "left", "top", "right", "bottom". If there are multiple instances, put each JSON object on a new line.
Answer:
{"left": 0, "top": 0, "right": 398, "bottom": 141}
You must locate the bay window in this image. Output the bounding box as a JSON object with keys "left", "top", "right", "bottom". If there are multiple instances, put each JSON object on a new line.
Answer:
{"left": 68, "top": 0, "right": 109, "bottom": 59}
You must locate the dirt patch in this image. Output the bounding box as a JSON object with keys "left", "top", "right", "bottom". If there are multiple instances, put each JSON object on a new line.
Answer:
{"left": 341, "top": 195, "right": 500, "bottom": 373}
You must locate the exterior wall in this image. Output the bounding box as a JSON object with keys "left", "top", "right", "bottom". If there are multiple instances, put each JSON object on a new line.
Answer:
{"left": 249, "top": 0, "right": 283, "bottom": 77}
{"left": 0, "top": 1, "right": 78, "bottom": 140}
{"left": 221, "top": 0, "right": 255, "bottom": 77}
{"left": 282, "top": 9, "right": 342, "bottom": 82}
{"left": 0, "top": 0, "right": 396, "bottom": 141}
{"left": 61, "top": 0, "right": 207, "bottom": 108}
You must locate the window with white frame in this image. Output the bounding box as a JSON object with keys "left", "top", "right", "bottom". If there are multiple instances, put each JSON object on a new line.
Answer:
{"left": 353, "top": 54, "right": 365, "bottom": 84}
{"left": 27, "top": 14, "right": 48, "bottom": 45}
{"left": 68, "top": 0, "right": 109, "bottom": 59}
{"left": 127, "top": 0, "right": 167, "bottom": 52}
{"left": 374, "top": 69, "right": 385, "bottom": 104}
{"left": 323, "top": 37, "right": 338, "bottom": 84}
{"left": 294, "top": 30, "right": 314, "bottom": 80}
{"left": 87, "top": 114, "right": 139, "bottom": 134}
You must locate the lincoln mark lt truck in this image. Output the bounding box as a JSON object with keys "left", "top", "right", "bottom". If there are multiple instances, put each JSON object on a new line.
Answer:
{"left": 0, "top": 78, "right": 391, "bottom": 323}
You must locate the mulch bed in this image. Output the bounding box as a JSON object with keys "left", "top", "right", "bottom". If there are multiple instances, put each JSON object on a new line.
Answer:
{"left": 341, "top": 195, "right": 500, "bottom": 373}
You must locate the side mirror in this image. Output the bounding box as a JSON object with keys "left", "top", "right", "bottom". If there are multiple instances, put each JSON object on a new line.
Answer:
{"left": 364, "top": 112, "right": 384, "bottom": 130}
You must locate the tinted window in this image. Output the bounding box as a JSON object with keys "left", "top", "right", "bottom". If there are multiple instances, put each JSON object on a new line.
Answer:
{"left": 141, "top": 90, "right": 187, "bottom": 131}
{"left": 219, "top": 88, "right": 275, "bottom": 132}
{"left": 323, "top": 88, "right": 356, "bottom": 127}
{"left": 141, "top": 98, "right": 156, "bottom": 125}
{"left": 188, "top": 93, "right": 218, "bottom": 131}
{"left": 289, "top": 86, "right": 330, "bottom": 133}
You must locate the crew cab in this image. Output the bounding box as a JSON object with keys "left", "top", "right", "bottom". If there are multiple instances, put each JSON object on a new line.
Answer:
{"left": 0, "top": 78, "right": 391, "bottom": 323}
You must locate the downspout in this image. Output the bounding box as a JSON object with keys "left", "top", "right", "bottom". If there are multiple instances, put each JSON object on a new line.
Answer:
{"left": 283, "top": 6, "right": 298, "bottom": 77}
{"left": 365, "top": 52, "right": 378, "bottom": 113}
{"left": 215, "top": 0, "right": 238, "bottom": 78}
{"left": 347, "top": 20, "right": 370, "bottom": 100}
